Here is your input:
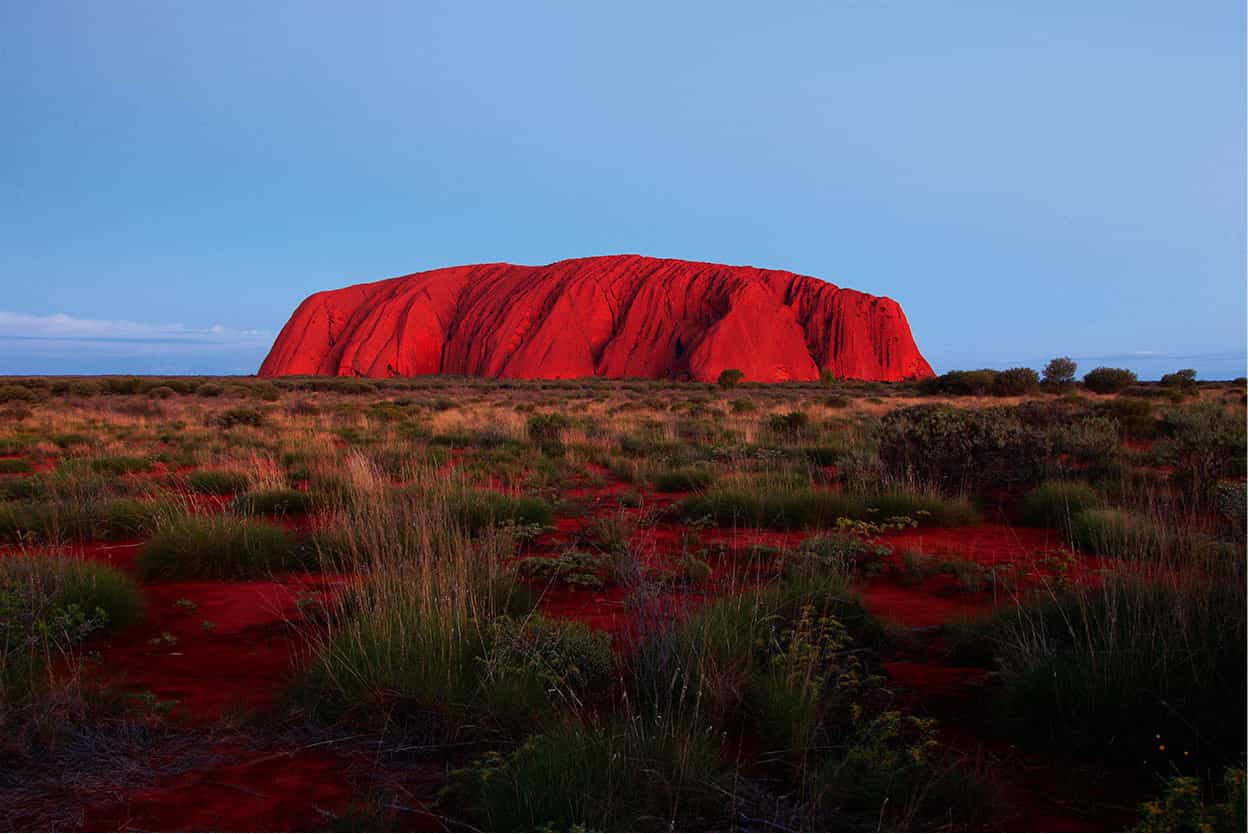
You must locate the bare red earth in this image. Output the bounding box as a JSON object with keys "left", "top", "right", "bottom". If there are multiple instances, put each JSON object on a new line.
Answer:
{"left": 259, "top": 255, "right": 934, "bottom": 382}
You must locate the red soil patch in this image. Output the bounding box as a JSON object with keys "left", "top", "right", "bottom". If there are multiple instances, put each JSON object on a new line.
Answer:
{"left": 878, "top": 523, "right": 1069, "bottom": 566}
{"left": 101, "top": 573, "right": 341, "bottom": 722}
{"left": 881, "top": 660, "right": 988, "bottom": 697}
{"left": 83, "top": 745, "right": 356, "bottom": 832}
{"left": 858, "top": 579, "right": 994, "bottom": 629}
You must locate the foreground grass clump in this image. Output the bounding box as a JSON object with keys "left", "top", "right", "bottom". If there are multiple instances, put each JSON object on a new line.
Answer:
{"left": 447, "top": 489, "right": 553, "bottom": 534}
{"left": 1136, "top": 767, "right": 1246, "bottom": 833}
{"left": 1015, "top": 480, "right": 1102, "bottom": 529}
{"left": 1067, "top": 508, "right": 1164, "bottom": 558}
{"left": 136, "top": 516, "right": 300, "bottom": 580}
{"left": 651, "top": 467, "right": 715, "bottom": 493}
{"left": 186, "top": 469, "right": 251, "bottom": 495}
{"left": 956, "top": 570, "right": 1246, "bottom": 764}
{"left": 297, "top": 484, "right": 606, "bottom": 731}
{"left": 679, "top": 479, "right": 977, "bottom": 530}
{"left": 1, "top": 556, "right": 143, "bottom": 719}
{"left": 230, "top": 488, "right": 314, "bottom": 516}
{"left": 451, "top": 716, "right": 728, "bottom": 831}
{"left": 0, "top": 498, "right": 171, "bottom": 544}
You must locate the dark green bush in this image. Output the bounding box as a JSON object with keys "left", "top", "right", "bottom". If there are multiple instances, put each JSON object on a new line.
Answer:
{"left": 992, "top": 367, "right": 1040, "bottom": 396}
{"left": 876, "top": 405, "right": 1051, "bottom": 495}
{"left": 231, "top": 488, "right": 314, "bottom": 516}
{"left": 652, "top": 468, "right": 714, "bottom": 493}
{"left": 137, "top": 516, "right": 300, "bottom": 580}
{"left": 527, "top": 413, "right": 572, "bottom": 456}
{"left": 448, "top": 491, "right": 553, "bottom": 534}
{"left": 1042, "top": 356, "right": 1077, "bottom": 389}
{"left": 973, "top": 574, "right": 1245, "bottom": 763}
{"left": 186, "top": 470, "right": 251, "bottom": 495}
{"left": 1083, "top": 367, "right": 1137, "bottom": 394}
{"left": 1158, "top": 368, "right": 1198, "bottom": 391}
{"left": 1068, "top": 509, "right": 1164, "bottom": 559}
{"left": 1, "top": 556, "right": 145, "bottom": 710}
{"left": 1016, "top": 481, "right": 1102, "bottom": 529}
{"left": 453, "top": 716, "right": 727, "bottom": 831}
{"left": 212, "top": 407, "right": 267, "bottom": 429}
{"left": 918, "top": 369, "right": 998, "bottom": 396}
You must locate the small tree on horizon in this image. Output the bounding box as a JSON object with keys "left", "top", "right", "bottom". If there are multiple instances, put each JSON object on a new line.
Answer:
{"left": 717, "top": 368, "right": 744, "bottom": 390}
{"left": 1042, "top": 356, "right": 1077, "bottom": 389}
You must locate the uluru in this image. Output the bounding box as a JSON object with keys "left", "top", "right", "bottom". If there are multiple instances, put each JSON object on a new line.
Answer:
{"left": 258, "top": 255, "right": 934, "bottom": 383}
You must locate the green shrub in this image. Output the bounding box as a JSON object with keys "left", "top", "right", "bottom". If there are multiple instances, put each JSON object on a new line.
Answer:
{"left": 212, "top": 407, "right": 267, "bottom": 429}
{"left": 680, "top": 481, "right": 863, "bottom": 530}
{"left": 716, "top": 368, "right": 744, "bottom": 389}
{"left": 1156, "top": 404, "right": 1247, "bottom": 503}
{"left": 876, "top": 405, "right": 1051, "bottom": 495}
{"left": 452, "top": 716, "right": 728, "bottom": 831}
{"left": 448, "top": 491, "right": 552, "bottom": 534}
{"left": 652, "top": 468, "right": 714, "bottom": 493}
{"left": 527, "top": 413, "right": 572, "bottom": 456}
{"left": 992, "top": 367, "right": 1040, "bottom": 396}
{"left": 980, "top": 573, "right": 1246, "bottom": 763}
{"left": 1042, "top": 357, "right": 1077, "bottom": 389}
{"left": 1016, "top": 481, "right": 1102, "bottom": 529}
{"left": 0, "top": 385, "right": 37, "bottom": 404}
{"left": 0, "top": 459, "right": 31, "bottom": 475}
{"left": 0, "top": 498, "right": 169, "bottom": 543}
{"left": 84, "top": 455, "right": 150, "bottom": 476}
{"left": 137, "top": 516, "right": 300, "bottom": 580}
{"left": 918, "top": 369, "right": 998, "bottom": 396}
{"left": 231, "top": 488, "right": 314, "bottom": 516}
{"left": 186, "top": 470, "right": 251, "bottom": 495}
{"left": 1158, "top": 368, "right": 1198, "bottom": 391}
{"left": 1083, "top": 367, "right": 1137, "bottom": 394}
{"left": 766, "top": 410, "right": 811, "bottom": 439}
{"left": 1136, "top": 768, "right": 1246, "bottom": 833}
{"left": 196, "top": 383, "right": 224, "bottom": 398}
{"left": 1, "top": 556, "right": 144, "bottom": 712}
{"left": 862, "top": 490, "right": 981, "bottom": 527}
{"left": 1068, "top": 509, "right": 1164, "bottom": 558}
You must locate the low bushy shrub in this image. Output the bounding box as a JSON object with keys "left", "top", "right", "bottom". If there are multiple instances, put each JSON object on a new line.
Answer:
{"left": 136, "top": 516, "right": 300, "bottom": 579}
{"left": 230, "top": 488, "right": 314, "bottom": 516}
{"left": 876, "top": 405, "right": 1051, "bottom": 496}
{"left": 652, "top": 468, "right": 714, "bottom": 493}
{"left": 186, "top": 470, "right": 251, "bottom": 495}
{"left": 1016, "top": 481, "right": 1102, "bottom": 529}
{"left": 1083, "top": 367, "right": 1136, "bottom": 394}
{"left": 1067, "top": 508, "right": 1164, "bottom": 559}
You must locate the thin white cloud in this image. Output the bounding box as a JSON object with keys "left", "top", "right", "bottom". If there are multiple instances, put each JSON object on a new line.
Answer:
{"left": 0, "top": 311, "right": 271, "bottom": 345}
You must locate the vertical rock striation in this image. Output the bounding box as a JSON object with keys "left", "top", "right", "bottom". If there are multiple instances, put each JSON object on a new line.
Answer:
{"left": 259, "top": 255, "right": 934, "bottom": 382}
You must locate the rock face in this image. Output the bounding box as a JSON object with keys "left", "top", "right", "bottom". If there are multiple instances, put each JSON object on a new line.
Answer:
{"left": 258, "top": 255, "right": 934, "bottom": 383}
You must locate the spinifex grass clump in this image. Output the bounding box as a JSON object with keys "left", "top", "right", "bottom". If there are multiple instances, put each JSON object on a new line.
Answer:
{"left": 1067, "top": 508, "right": 1166, "bottom": 559}
{"left": 0, "top": 497, "right": 172, "bottom": 544}
{"left": 651, "top": 467, "right": 715, "bottom": 493}
{"left": 954, "top": 562, "right": 1246, "bottom": 765}
{"left": 136, "top": 515, "right": 300, "bottom": 580}
{"left": 679, "top": 475, "right": 978, "bottom": 531}
{"left": 230, "top": 488, "right": 314, "bottom": 516}
{"left": 446, "top": 489, "right": 553, "bottom": 535}
{"left": 297, "top": 470, "right": 605, "bottom": 731}
{"left": 186, "top": 469, "right": 251, "bottom": 495}
{"left": 1, "top": 555, "right": 144, "bottom": 723}
{"left": 1016, "top": 480, "right": 1103, "bottom": 529}
{"left": 450, "top": 714, "right": 729, "bottom": 831}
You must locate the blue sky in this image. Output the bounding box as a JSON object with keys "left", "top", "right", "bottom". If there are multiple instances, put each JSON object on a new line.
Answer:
{"left": 1, "top": 1, "right": 1244, "bottom": 378}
